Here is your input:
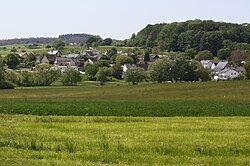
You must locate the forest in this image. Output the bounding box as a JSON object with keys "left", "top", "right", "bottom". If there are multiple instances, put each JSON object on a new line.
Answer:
{"left": 126, "top": 20, "right": 250, "bottom": 55}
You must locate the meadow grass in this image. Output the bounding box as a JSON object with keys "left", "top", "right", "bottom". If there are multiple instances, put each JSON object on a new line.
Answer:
{"left": 0, "top": 114, "right": 249, "bottom": 165}
{"left": 0, "top": 81, "right": 249, "bottom": 116}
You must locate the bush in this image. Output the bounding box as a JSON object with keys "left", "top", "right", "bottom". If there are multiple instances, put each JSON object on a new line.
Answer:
{"left": 0, "top": 80, "right": 15, "bottom": 89}
{"left": 61, "top": 69, "right": 82, "bottom": 86}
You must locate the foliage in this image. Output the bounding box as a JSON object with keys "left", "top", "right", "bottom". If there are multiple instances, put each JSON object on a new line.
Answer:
{"left": 148, "top": 56, "right": 211, "bottom": 83}
{"left": 61, "top": 69, "right": 82, "bottom": 86}
{"left": 4, "top": 53, "right": 20, "bottom": 69}
{"left": 84, "top": 63, "right": 98, "bottom": 80}
{"left": 101, "top": 38, "right": 113, "bottom": 46}
{"left": 144, "top": 52, "right": 150, "bottom": 62}
{"left": 124, "top": 67, "right": 146, "bottom": 85}
{"left": 217, "top": 48, "right": 231, "bottom": 60}
{"left": 95, "top": 67, "right": 111, "bottom": 85}
{"left": 106, "top": 47, "right": 117, "bottom": 60}
{"left": 230, "top": 49, "right": 247, "bottom": 65}
{"left": 195, "top": 50, "right": 214, "bottom": 61}
{"left": 52, "top": 38, "right": 65, "bottom": 50}
{"left": 86, "top": 36, "right": 103, "bottom": 48}
{"left": 115, "top": 55, "right": 135, "bottom": 65}
{"left": 18, "top": 65, "right": 61, "bottom": 86}
{"left": 127, "top": 20, "right": 250, "bottom": 54}
{"left": 111, "top": 64, "right": 123, "bottom": 79}
{"left": 147, "top": 58, "right": 172, "bottom": 83}
{"left": 184, "top": 48, "right": 197, "bottom": 59}
{"left": 244, "top": 54, "right": 250, "bottom": 80}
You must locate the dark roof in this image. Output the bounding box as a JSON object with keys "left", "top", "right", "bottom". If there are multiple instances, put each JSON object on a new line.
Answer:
{"left": 136, "top": 64, "right": 149, "bottom": 71}
{"left": 45, "top": 55, "right": 55, "bottom": 61}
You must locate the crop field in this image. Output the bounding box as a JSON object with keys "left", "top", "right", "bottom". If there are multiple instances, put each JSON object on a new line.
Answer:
{"left": 0, "top": 81, "right": 250, "bottom": 165}
{"left": 0, "top": 115, "right": 250, "bottom": 165}
{"left": 0, "top": 81, "right": 249, "bottom": 116}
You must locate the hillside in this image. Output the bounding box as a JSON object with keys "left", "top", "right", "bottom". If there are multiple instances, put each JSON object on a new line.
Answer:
{"left": 127, "top": 20, "right": 250, "bottom": 55}
{"left": 0, "top": 33, "right": 95, "bottom": 46}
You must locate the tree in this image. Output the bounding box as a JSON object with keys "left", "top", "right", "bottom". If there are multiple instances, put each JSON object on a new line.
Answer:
{"left": 115, "top": 55, "right": 135, "bottom": 65}
{"left": 52, "top": 38, "right": 65, "bottom": 50}
{"left": 195, "top": 50, "right": 214, "bottom": 61}
{"left": 84, "top": 63, "right": 98, "bottom": 80}
{"left": 33, "top": 64, "right": 61, "bottom": 86}
{"left": 0, "top": 56, "right": 15, "bottom": 89}
{"left": 147, "top": 58, "right": 172, "bottom": 83}
{"left": 111, "top": 64, "right": 123, "bottom": 79}
{"left": 244, "top": 54, "right": 250, "bottom": 80}
{"left": 124, "top": 68, "right": 146, "bottom": 85}
{"left": 86, "top": 36, "right": 103, "bottom": 48}
{"left": 5, "top": 53, "right": 20, "bottom": 69}
{"left": 184, "top": 48, "right": 197, "bottom": 59}
{"left": 230, "top": 49, "right": 247, "bottom": 65}
{"left": 144, "top": 52, "right": 150, "bottom": 62}
{"left": 95, "top": 67, "right": 111, "bottom": 85}
{"left": 101, "top": 38, "right": 113, "bottom": 46}
{"left": 61, "top": 68, "right": 82, "bottom": 86}
{"left": 217, "top": 48, "right": 231, "bottom": 60}
{"left": 10, "top": 47, "right": 17, "bottom": 53}
{"left": 24, "top": 53, "right": 36, "bottom": 66}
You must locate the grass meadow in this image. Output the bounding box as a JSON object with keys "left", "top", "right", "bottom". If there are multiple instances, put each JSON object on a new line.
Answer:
{"left": 0, "top": 81, "right": 249, "bottom": 116}
{"left": 0, "top": 81, "right": 250, "bottom": 165}
{"left": 0, "top": 115, "right": 250, "bottom": 165}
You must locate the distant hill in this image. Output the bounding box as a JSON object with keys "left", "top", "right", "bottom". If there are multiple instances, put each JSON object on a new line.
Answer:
{"left": 0, "top": 33, "right": 95, "bottom": 46}
{"left": 0, "top": 37, "right": 56, "bottom": 46}
{"left": 126, "top": 20, "right": 250, "bottom": 55}
{"left": 59, "top": 33, "right": 94, "bottom": 44}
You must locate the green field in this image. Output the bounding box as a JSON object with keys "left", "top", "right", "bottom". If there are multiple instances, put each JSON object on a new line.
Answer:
{"left": 1, "top": 81, "right": 250, "bottom": 165}
{"left": 0, "top": 81, "right": 249, "bottom": 116}
{"left": 0, "top": 44, "right": 136, "bottom": 57}
{"left": 0, "top": 115, "right": 249, "bottom": 165}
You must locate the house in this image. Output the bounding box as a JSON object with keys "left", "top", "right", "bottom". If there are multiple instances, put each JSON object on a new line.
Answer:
{"left": 56, "top": 66, "right": 79, "bottom": 73}
{"left": 16, "top": 52, "right": 29, "bottom": 58}
{"left": 213, "top": 61, "right": 229, "bottom": 74}
{"left": 42, "top": 55, "right": 55, "bottom": 64}
{"left": 136, "top": 63, "right": 149, "bottom": 71}
{"left": 200, "top": 60, "right": 218, "bottom": 69}
{"left": 214, "top": 68, "right": 239, "bottom": 80}
{"left": 48, "top": 50, "right": 62, "bottom": 56}
{"left": 122, "top": 64, "right": 137, "bottom": 72}
{"left": 235, "top": 66, "right": 245, "bottom": 75}
{"left": 54, "top": 57, "right": 80, "bottom": 67}
{"left": 122, "top": 64, "right": 149, "bottom": 72}
{"left": 62, "top": 54, "right": 80, "bottom": 58}
{"left": 84, "top": 50, "right": 102, "bottom": 59}
{"left": 36, "top": 56, "right": 42, "bottom": 64}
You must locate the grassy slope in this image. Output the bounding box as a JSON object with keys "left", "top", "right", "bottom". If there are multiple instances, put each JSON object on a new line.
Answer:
{"left": 0, "top": 44, "right": 136, "bottom": 57}
{"left": 0, "top": 115, "right": 249, "bottom": 165}
{"left": 0, "top": 81, "right": 249, "bottom": 116}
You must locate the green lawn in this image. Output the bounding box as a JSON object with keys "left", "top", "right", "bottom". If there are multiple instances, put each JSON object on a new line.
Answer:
{"left": 0, "top": 115, "right": 249, "bottom": 165}
{"left": 0, "top": 81, "right": 249, "bottom": 116}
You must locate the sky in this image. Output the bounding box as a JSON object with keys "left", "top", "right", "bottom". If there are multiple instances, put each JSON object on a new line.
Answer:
{"left": 0, "top": 0, "right": 250, "bottom": 40}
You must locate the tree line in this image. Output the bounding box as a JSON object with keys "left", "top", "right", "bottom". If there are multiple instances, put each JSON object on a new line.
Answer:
{"left": 126, "top": 20, "right": 250, "bottom": 55}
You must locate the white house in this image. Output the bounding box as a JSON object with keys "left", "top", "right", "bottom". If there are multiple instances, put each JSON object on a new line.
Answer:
{"left": 200, "top": 60, "right": 218, "bottom": 69}
{"left": 214, "top": 68, "right": 239, "bottom": 80}
{"left": 122, "top": 64, "right": 136, "bottom": 72}
{"left": 56, "top": 66, "right": 79, "bottom": 73}
{"left": 48, "top": 50, "right": 62, "bottom": 56}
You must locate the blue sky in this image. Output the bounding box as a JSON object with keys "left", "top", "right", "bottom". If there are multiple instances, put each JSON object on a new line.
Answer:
{"left": 0, "top": 0, "right": 249, "bottom": 40}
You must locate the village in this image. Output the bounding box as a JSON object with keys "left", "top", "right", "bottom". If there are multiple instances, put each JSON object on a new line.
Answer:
{"left": 11, "top": 47, "right": 246, "bottom": 82}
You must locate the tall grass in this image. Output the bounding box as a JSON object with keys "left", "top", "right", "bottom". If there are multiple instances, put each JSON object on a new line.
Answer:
{"left": 0, "top": 115, "right": 249, "bottom": 165}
